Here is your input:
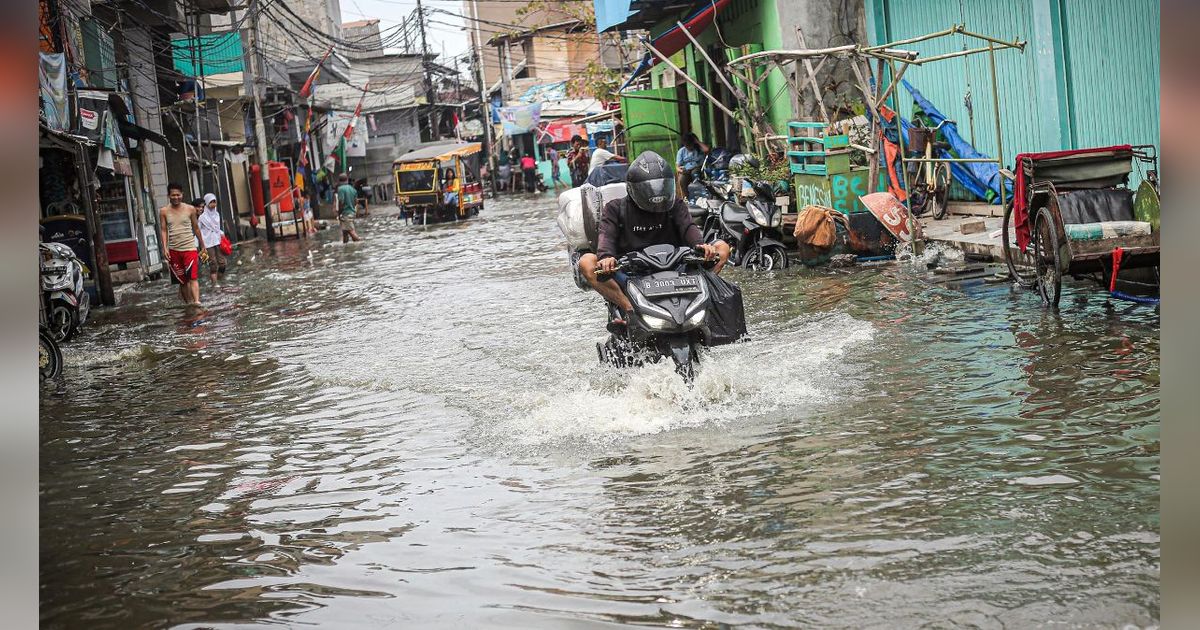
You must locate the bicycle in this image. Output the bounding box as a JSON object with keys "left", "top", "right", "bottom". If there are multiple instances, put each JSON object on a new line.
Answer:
{"left": 906, "top": 118, "right": 954, "bottom": 220}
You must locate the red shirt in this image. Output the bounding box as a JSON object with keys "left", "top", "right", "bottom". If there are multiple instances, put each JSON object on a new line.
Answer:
{"left": 520, "top": 156, "right": 536, "bottom": 170}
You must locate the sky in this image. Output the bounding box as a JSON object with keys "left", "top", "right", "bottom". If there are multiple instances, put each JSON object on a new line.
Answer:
{"left": 339, "top": 0, "right": 470, "bottom": 62}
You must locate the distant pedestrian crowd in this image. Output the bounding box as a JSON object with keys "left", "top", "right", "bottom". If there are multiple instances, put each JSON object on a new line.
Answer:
{"left": 488, "top": 135, "right": 625, "bottom": 196}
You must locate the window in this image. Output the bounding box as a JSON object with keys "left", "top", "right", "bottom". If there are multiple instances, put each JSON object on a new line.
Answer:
{"left": 399, "top": 169, "right": 434, "bottom": 191}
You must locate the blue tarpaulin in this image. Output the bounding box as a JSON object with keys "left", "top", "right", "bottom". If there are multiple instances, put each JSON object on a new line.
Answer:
{"left": 902, "top": 80, "right": 1012, "bottom": 204}
{"left": 594, "top": 0, "right": 634, "bottom": 33}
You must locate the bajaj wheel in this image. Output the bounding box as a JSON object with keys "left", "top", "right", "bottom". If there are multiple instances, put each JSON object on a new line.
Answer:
{"left": 48, "top": 303, "right": 75, "bottom": 343}
{"left": 39, "top": 328, "right": 62, "bottom": 380}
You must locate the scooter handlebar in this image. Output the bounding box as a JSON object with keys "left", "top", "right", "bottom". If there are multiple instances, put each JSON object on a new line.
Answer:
{"left": 596, "top": 247, "right": 712, "bottom": 280}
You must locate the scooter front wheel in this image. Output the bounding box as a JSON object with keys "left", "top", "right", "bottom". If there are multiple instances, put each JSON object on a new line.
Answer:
{"left": 662, "top": 336, "right": 696, "bottom": 384}
{"left": 47, "top": 302, "right": 75, "bottom": 343}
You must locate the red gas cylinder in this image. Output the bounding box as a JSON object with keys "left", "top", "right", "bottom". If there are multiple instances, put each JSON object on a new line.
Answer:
{"left": 269, "top": 162, "right": 294, "bottom": 212}
{"left": 248, "top": 161, "right": 295, "bottom": 215}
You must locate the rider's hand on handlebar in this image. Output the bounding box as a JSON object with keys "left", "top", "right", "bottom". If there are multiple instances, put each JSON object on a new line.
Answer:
{"left": 597, "top": 256, "right": 619, "bottom": 275}
{"left": 696, "top": 243, "right": 718, "bottom": 262}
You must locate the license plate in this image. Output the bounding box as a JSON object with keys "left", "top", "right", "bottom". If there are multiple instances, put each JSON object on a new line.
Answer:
{"left": 639, "top": 276, "right": 701, "bottom": 297}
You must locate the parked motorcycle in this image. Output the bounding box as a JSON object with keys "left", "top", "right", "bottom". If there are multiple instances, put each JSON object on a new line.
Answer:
{"left": 702, "top": 155, "right": 790, "bottom": 272}
{"left": 40, "top": 241, "right": 90, "bottom": 342}
{"left": 596, "top": 245, "right": 718, "bottom": 383}
{"left": 38, "top": 250, "right": 63, "bottom": 380}
{"left": 685, "top": 147, "right": 733, "bottom": 223}
{"left": 40, "top": 326, "right": 63, "bottom": 380}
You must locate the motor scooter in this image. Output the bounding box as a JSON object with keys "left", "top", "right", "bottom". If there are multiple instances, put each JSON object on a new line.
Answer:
{"left": 704, "top": 179, "right": 790, "bottom": 272}
{"left": 686, "top": 148, "right": 733, "bottom": 224}
{"left": 595, "top": 245, "right": 724, "bottom": 383}
{"left": 40, "top": 241, "right": 90, "bottom": 342}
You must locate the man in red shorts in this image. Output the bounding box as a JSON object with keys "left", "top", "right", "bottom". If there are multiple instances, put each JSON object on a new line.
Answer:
{"left": 158, "top": 182, "right": 208, "bottom": 305}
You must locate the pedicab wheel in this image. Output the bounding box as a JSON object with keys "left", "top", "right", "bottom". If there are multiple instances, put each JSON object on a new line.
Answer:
{"left": 1032, "top": 206, "right": 1062, "bottom": 307}
{"left": 40, "top": 328, "right": 62, "bottom": 380}
{"left": 931, "top": 163, "right": 951, "bottom": 220}
{"left": 1002, "top": 201, "right": 1038, "bottom": 289}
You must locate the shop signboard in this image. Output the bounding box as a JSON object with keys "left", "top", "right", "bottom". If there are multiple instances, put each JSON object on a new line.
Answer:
{"left": 498, "top": 103, "right": 542, "bottom": 136}
{"left": 536, "top": 120, "right": 587, "bottom": 144}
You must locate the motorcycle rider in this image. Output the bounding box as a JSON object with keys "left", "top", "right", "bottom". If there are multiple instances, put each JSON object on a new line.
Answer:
{"left": 577, "top": 151, "right": 730, "bottom": 324}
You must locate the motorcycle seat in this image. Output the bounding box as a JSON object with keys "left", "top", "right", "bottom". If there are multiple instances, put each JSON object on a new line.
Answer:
{"left": 721, "top": 203, "right": 750, "bottom": 225}
{"left": 687, "top": 203, "right": 708, "bottom": 221}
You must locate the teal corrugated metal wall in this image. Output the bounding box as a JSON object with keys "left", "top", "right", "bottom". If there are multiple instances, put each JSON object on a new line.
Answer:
{"left": 870, "top": 0, "right": 1160, "bottom": 168}
{"left": 873, "top": 0, "right": 1045, "bottom": 165}
{"left": 1061, "top": 0, "right": 1160, "bottom": 155}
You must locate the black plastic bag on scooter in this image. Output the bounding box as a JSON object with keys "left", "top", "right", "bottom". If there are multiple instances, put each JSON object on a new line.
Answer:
{"left": 700, "top": 269, "right": 748, "bottom": 346}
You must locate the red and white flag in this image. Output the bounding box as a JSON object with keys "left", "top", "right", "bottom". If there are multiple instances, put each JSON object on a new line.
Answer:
{"left": 298, "top": 46, "right": 333, "bottom": 100}
{"left": 343, "top": 82, "right": 369, "bottom": 140}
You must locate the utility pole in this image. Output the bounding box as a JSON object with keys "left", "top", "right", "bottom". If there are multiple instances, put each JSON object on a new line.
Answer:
{"left": 247, "top": 0, "right": 275, "bottom": 241}
{"left": 416, "top": 0, "right": 438, "bottom": 140}
{"left": 472, "top": 52, "right": 498, "bottom": 194}
{"left": 188, "top": 10, "right": 206, "bottom": 202}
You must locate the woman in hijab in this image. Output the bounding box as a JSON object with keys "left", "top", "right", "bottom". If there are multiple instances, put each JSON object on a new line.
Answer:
{"left": 197, "top": 193, "right": 227, "bottom": 287}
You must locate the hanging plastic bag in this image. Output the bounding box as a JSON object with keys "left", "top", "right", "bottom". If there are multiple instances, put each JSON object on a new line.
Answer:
{"left": 219, "top": 233, "right": 233, "bottom": 256}
{"left": 701, "top": 269, "right": 748, "bottom": 346}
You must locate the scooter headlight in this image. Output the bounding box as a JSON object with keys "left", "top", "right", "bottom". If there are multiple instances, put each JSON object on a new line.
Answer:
{"left": 748, "top": 202, "right": 769, "bottom": 226}
{"left": 770, "top": 209, "right": 783, "bottom": 227}
{"left": 642, "top": 314, "right": 674, "bottom": 331}
{"left": 686, "top": 310, "right": 706, "bottom": 327}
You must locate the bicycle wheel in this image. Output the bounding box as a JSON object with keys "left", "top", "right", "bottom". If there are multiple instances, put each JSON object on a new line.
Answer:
{"left": 930, "top": 163, "right": 951, "bottom": 220}
{"left": 1002, "top": 200, "right": 1038, "bottom": 289}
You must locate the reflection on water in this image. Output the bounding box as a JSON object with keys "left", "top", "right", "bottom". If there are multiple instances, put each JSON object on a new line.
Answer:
{"left": 41, "top": 197, "right": 1158, "bottom": 628}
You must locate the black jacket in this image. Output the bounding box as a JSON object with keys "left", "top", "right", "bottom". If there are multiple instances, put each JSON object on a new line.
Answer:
{"left": 596, "top": 197, "right": 703, "bottom": 261}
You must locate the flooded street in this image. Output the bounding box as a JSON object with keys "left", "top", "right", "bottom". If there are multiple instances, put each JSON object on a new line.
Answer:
{"left": 40, "top": 194, "right": 1159, "bottom": 628}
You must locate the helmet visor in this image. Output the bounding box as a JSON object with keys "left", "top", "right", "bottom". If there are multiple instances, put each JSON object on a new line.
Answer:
{"left": 629, "top": 176, "right": 675, "bottom": 213}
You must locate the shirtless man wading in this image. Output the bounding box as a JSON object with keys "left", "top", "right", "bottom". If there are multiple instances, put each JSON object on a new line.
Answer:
{"left": 159, "top": 182, "right": 208, "bottom": 306}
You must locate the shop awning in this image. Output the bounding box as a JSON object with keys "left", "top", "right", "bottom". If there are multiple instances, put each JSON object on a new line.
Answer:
{"left": 118, "top": 120, "right": 175, "bottom": 150}
{"left": 617, "top": 0, "right": 731, "bottom": 92}
{"left": 595, "top": 0, "right": 698, "bottom": 33}
{"left": 573, "top": 109, "right": 620, "bottom": 125}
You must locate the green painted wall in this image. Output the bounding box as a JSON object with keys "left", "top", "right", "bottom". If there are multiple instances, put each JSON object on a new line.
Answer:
{"left": 715, "top": 0, "right": 792, "bottom": 135}
{"left": 865, "top": 0, "right": 1160, "bottom": 166}
{"left": 620, "top": 87, "right": 682, "bottom": 170}
{"left": 638, "top": 0, "right": 795, "bottom": 154}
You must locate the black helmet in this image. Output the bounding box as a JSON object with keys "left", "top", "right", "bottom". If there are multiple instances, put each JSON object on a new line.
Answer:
{"left": 626, "top": 151, "right": 676, "bottom": 213}
{"left": 728, "top": 153, "right": 760, "bottom": 171}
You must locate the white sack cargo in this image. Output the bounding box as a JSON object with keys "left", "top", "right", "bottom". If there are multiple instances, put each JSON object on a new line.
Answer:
{"left": 556, "top": 187, "right": 590, "bottom": 251}
{"left": 579, "top": 182, "right": 628, "bottom": 251}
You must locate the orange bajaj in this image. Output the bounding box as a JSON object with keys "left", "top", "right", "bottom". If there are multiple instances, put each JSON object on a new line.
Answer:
{"left": 393, "top": 141, "right": 484, "bottom": 225}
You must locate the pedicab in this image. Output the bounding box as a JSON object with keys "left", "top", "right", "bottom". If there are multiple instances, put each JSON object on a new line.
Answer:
{"left": 1003, "top": 145, "right": 1159, "bottom": 307}
{"left": 393, "top": 141, "right": 484, "bottom": 224}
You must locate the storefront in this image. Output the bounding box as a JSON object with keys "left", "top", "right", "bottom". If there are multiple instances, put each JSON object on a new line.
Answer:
{"left": 39, "top": 124, "right": 114, "bottom": 306}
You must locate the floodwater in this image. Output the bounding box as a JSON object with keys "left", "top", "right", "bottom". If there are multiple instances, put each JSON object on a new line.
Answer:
{"left": 41, "top": 195, "right": 1159, "bottom": 629}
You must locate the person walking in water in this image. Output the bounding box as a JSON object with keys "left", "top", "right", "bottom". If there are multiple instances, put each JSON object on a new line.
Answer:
{"left": 546, "top": 145, "right": 566, "bottom": 191}
{"left": 159, "top": 183, "right": 207, "bottom": 306}
{"left": 197, "top": 193, "right": 227, "bottom": 287}
{"left": 336, "top": 173, "right": 363, "bottom": 243}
